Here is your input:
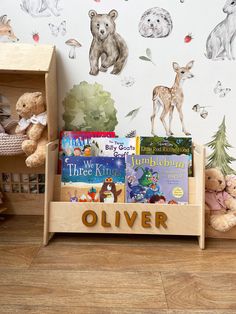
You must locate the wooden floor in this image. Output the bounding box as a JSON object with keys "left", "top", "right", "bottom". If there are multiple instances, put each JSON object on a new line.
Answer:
{"left": 0, "top": 216, "right": 236, "bottom": 314}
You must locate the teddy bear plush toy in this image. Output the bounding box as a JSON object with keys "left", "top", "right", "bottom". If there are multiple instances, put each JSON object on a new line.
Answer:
{"left": 205, "top": 168, "right": 236, "bottom": 232}
{"left": 15, "top": 92, "right": 48, "bottom": 168}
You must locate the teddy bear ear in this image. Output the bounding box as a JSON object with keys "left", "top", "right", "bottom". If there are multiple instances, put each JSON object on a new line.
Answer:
{"left": 89, "top": 10, "right": 97, "bottom": 19}
{"left": 108, "top": 9, "right": 118, "bottom": 20}
{"left": 33, "top": 92, "right": 42, "bottom": 98}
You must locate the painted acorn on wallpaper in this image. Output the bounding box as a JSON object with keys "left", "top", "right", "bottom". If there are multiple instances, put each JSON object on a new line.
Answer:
{"left": 205, "top": 0, "right": 236, "bottom": 60}
{"left": 151, "top": 61, "right": 194, "bottom": 136}
{"left": 88, "top": 9, "right": 128, "bottom": 75}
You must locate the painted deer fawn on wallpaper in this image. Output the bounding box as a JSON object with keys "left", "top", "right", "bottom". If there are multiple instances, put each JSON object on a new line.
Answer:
{"left": 0, "top": 15, "right": 19, "bottom": 42}
{"left": 151, "top": 60, "right": 194, "bottom": 137}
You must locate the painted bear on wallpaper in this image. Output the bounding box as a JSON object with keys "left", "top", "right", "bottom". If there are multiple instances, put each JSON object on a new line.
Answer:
{"left": 20, "top": 0, "right": 61, "bottom": 17}
{"left": 138, "top": 7, "right": 173, "bottom": 38}
{"left": 88, "top": 9, "right": 128, "bottom": 76}
{"left": 205, "top": 0, "right": 236, "bottom": 60}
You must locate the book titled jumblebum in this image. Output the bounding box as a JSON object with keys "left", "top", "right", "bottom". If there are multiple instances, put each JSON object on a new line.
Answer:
{"left": 61, "top": 156, "right": 125, "bottom": 203}
{"left": 126, "top": 155, "right": 188, "bottom": 204}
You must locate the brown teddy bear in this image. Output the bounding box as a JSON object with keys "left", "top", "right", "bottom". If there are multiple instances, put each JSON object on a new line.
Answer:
{"left": 15, "top": 92, "right": 48, "bottom": 168}
{"left": 205, "top": 168, "right": 236, "bottom": 232}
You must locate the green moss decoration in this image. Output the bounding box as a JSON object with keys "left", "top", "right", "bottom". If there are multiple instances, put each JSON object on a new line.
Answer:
{"left": 63, "top": 81, "right": 118, "bottom": 131}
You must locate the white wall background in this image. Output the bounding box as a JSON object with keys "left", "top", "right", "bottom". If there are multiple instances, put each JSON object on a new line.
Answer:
{"left": 1, "top": 0, "right": 236, "bottom": 168}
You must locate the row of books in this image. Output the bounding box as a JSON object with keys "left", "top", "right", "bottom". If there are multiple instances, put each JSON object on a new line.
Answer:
{"left": 60, "top": 131, "right": 192, "bottom": 205}
{"left": 59, "top": 131, "right": 193, "bottom": 176}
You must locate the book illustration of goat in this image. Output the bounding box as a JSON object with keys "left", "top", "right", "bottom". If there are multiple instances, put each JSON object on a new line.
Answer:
{"left": 0, "top": 15, "right": 19, "bottom": 42}
{"left": 151, "top": 61, "right": 194, "bottom": 137}
{"left": 20, "top": 0, "right": 61, "bottom": 17}
{"left": 205, "top": 0, "right": 236, "bottom": 60}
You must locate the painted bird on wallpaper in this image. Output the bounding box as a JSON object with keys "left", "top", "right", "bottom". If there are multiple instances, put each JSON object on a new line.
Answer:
{"left": 205, "top": 0, "right": 236, "bottom": 61}
{"left": 88, "top": 9, "right": 128, "bottom": 75}
{"left": 20, "top": 0, "right": 61, "bottom": 17}
{"left": 151, "top": 61, "right": 194, "bottom": 136}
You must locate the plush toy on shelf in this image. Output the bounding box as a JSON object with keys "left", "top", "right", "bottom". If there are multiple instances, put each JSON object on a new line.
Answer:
{"left": 205, "top": 168, "right": 236, "bottom": 232}
{"left": 15, "top": 92, "right": 48, "bottom": 168}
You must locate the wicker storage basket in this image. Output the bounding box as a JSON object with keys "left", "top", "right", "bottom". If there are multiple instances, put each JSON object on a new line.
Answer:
{"left": 0, "top": 133, "right": 27, "bottom": 156}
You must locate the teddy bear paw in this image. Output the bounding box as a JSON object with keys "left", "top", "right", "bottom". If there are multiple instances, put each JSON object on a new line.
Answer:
{"left": 22, "top": 140, "right": 37, "bottom": 156}
{"left": 210, "top": 213, "right": 236, "bottom": 232}
{"left": 25, "top": 153, "right": 45, "bottom": 168}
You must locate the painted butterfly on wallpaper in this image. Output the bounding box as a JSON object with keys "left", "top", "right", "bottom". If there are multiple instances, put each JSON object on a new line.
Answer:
{"left": 214, "top": 81, "right": 231, "bottom": 98}
{"left": 48, "top": 20, "right": 66, "bottom": 37}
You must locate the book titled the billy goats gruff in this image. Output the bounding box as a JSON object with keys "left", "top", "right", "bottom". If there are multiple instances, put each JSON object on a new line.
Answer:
{"left": 126, "top": 154, "right": 188, "bottom": 204}
{"left": 61, "top": 156, "right": 125, "bottom": 203}
{"left": 136, "top": 136, "right": 193, "bottom": 176}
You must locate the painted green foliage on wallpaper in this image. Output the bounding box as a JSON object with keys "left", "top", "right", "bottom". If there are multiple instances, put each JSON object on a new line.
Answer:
{"left": 63, "top": 81, "right": 118, "bottom": 131}
{"left": 206, "top": 116, "right": 236, "bottom": 175}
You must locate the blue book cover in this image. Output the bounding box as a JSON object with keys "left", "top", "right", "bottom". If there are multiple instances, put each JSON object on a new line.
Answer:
{"left": 126, "top": 155, "right": 188, "bottom": 204}
{"left": 61, "top": 156, "right": 125, "bottom": 203}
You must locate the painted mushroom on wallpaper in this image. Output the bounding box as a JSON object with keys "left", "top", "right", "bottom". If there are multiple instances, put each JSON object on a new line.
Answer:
{"left": 138, "top": 7, "right": 173, "bottom": 38}
{"left": 88, "top": 9, "right": 128, "bottom": 75}
{"left": 205, "top": 0, "right": 236, "bottom": 61}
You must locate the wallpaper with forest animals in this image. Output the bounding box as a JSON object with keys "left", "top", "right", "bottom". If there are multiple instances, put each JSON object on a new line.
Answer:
{"left": 1, "top": 1, "right": 236, "bottom": 232}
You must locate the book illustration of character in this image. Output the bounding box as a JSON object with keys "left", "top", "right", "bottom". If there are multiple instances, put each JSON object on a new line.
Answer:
{"left": 137, "top": 166, "right": 158, "bottom": 188}
{"left": 149, "top": 194, "right": 166, "bottom": 204}
{"left": 100, "top": 178, "right": 122, "bottom": 203}
{"left": 205, "top": 0, "right": 236, "bottom": 60}
{"left": 73, "top": 147, "right": 82, "bottom": 156}
{"left": 144, "top": 183, "right": 162, "bottom": 201}
{"left": 127, "top": 176, "right": 146, "bottom": 202}
{"left": 87, "top": 187, "right": 99, "bottom": 202}
{"left": 83, "top": 145, "right": 91, "bottom": 156}
{"left": 20, "top": 0, "right": 61, "bottom": 17}
{"left": 79, "top": 194, "right": 88, "bottom": 202}
{"left": 68, "top": 191, "right": 78, "bottom": 202}
{"left": 0, "top": 15, "right": 19, "bottom": 42}
{"left": 88, "top": 9, "right": 128, "bottom": 75}
{"left": 151, "top": 61, "right": 194, "bottom": 136}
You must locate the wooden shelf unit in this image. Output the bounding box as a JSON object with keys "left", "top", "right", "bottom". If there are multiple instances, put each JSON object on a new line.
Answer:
{"left": 44, "top": 141, "right": 205, "bottom": 249}
{"left": 0, "top": 43, "right": 57, "bottom": 215}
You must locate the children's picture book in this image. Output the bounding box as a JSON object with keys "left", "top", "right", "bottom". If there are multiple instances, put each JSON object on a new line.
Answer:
{"left": 58, "top": 131, "right": 115, "bottom": 173}
{"left": 126, "top": 155, "right": 189, "bottom": 204}
{"left": 61, "top": 156, "right": 125, "bottom": 203}
{"left": 90, "top": 137, "right": 137, "bottom": 157}
{"left": 136, "top": 136, "right": 193, "bottom": 176}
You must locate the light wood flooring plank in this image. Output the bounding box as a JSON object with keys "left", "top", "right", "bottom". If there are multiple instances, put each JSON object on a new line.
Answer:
{"left": 0, "top": 215, "right": 43, "bottom": 243}
{"left": 0, "top": 270, "right": 167, "bottom": 310}
{"left": 0, "top": 244, "right": 40, "bottom": 269}
{"left": 30, "top": 242, "right": 236, "bottom": 273}
{"left": 162, "top": 272, "right": 236, "bottom": 310}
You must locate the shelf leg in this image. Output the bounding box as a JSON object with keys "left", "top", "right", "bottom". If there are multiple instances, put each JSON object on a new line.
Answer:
{"left": 198, "top": 235, "right": 205, "bottom": 250}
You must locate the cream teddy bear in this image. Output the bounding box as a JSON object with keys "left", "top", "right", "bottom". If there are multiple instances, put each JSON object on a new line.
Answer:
{"left": 205, "top": 168, "right": 236, "bottom": 232}
{"left": 15, "top": 92, "right": 48, "bottom": 168}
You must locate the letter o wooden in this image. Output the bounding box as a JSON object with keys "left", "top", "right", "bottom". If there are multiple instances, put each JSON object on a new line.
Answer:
{"left": 82, "top": 210, "right": 98, "bottom": 227}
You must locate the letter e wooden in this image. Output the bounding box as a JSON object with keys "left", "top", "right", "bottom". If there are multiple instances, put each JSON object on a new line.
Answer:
{"left": 142, "top": 211, "right": 151, "bottom": 228}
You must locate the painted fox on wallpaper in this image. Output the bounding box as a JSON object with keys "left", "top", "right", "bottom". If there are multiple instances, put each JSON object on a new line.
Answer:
{"left": 20, "top": 0, "right": 61, "bottom": 17}
{"left": 0, "top": 15, "right": 19, "bottom": 42}
{"left": 88, "top": 10, "right": 128, "bottom": 76}
{"left": 151, "top": 61, "right": 194, "bottom": 137}
{"left": 205, "top": 0, "right": 236, "bottom": 60}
